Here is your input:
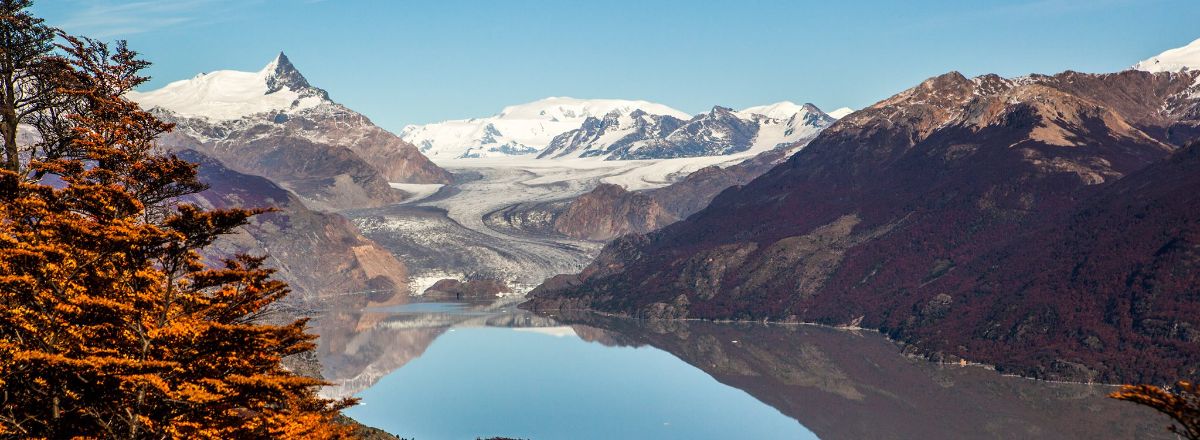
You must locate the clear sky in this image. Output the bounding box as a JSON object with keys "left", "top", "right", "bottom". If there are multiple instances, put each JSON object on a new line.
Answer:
{"left": 31, "top": 0, "right": 1200, "bottom": 132}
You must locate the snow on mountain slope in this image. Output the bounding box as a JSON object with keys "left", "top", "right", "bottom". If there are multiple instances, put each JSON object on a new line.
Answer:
{"left": 540, "top": 102, "right": 835, "bottom": 160}
{"left": 1134, "top": 37, "right": 1200, "bottom": 73}
{"left": 399, "top": 97, "right": 691, "bottom": 160}
{"left": 735, "top": 102, "right": 833, "bottom": 155}
{"left": 129, "top": 53, "right": 326, "bottom": 120}
{"left": 132, "top": 53, "right": 451, "bottom": 210}
{"left": 736, "top": 101, "right": 812, "bottom": 120}
{"left": 536, "top": 109, "right": 686, "bottom": 160}
{"left": 827, "top": 107, "right": 854, "bottom": 119}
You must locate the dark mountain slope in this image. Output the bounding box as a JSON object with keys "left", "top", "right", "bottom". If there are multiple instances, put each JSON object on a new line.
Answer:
{"left": 180, "top": 150, "right": 410, "bottom": 309}
{"left": 526, "top": 69, "right": 1200, "bottom": 382}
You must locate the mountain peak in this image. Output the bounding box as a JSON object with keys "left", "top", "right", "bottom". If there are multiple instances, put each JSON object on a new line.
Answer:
{"left": 1134, "top": 37, "right": 1200, "bottom": 73}
{"left": 128, "top": 52, "right": 330, "bottom": 121}
{"left": 737, "top": 101, "right": 823, "bottom": 120}
{"left": 263, "top": 51, "right": 289, "bottom": 70}
{"left": 495, "top": 97, "right": 691, "bottom": 121}
{"left": 263, "top": 51, "right": 317, "bottom": 95}
{"left": 708, "top": 105, "right": 736, "bottom": 115}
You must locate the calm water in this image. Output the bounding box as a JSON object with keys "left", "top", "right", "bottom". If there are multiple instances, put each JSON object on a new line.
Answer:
{"left": 348, "top": 326, "right": 813, "bottom": 439}
{"left": 314, "top": 300, "right": 1168, "bottom": 440}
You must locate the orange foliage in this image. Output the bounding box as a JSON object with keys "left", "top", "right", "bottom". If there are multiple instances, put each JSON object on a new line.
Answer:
{"left": 1111, "top": 381, "right": 1200, "bottom": 440}
{"left": 0, "top": 17, "right": 354, "bottom": 440}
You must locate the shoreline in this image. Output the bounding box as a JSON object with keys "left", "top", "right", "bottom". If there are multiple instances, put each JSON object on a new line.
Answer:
{"left": 522, "top": 304, "right": 1134, "bottom": 388}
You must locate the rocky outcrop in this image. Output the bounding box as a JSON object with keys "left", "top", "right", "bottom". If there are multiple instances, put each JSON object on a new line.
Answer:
{"left": 161, "top": 127, "right": 406, "bottom": 212}
{"left": 180, "top": 149, "right": 409, "bottom": 309}
{"left": 519, "top": 133, "right": 813, "bottom": 243}
{"left": 258, "top": 103, "right": 452, "bottom": 185}
{"left": 422, "top": 279, "right": 512, "bottom": 299}
{"left": 483, "top": 148, "right": 799, "bottom": 243}
{"left": 643, "top": 147, "right": 793, "bottom": 219}
{"left": 526, "top": 69, "right": 1200, "bottom": 383}
{"left": 550, "top": 184, "right": 677, "bottom": 241}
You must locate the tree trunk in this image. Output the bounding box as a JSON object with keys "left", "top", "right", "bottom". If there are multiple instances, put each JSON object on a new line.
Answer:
{"left": 1, "top": 117, "right": 15, "bottom": 172}
{"left": 1, "top": 107, "right": 16, "bottom": 172}
{"left": 1, "top": 50, "right": 16, "bottom": 173}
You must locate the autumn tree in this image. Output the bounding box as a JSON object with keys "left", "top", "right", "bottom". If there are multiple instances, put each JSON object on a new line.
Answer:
{"left": 1111, "top": 381, "right": 1200, "bottom": 440}
{"left": 0, "top": 6, "right": 354, "bottom": 439}
{"left": 0, "top": 0, "right": 60, "bottom": 172}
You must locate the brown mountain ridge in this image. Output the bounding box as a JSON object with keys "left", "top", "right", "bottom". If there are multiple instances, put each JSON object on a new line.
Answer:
{"left": 524, "top": 69, "right": 1200, "bottom": 383}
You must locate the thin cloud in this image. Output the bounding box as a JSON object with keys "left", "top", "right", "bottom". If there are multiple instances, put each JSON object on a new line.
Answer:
{"left": 53, "top": 0, "right": 259, "bottom": 38}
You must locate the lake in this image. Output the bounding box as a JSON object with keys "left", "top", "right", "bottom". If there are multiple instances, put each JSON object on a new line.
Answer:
{"left": 313, "top": 299, "right": 1168, "bottom": 439}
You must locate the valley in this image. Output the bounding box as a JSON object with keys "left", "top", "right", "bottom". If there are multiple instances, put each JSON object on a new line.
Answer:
{"left": 10, "top": 1, "right": 1200, "bottom": 438}
{"left": 130, "top": 38, "right": 1200, "bottom": 437}
{"left": 347, "top": 154, "right": 765, "bottom": 294}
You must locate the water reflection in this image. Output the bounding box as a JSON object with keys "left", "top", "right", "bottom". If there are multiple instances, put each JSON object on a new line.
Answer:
{"left": 313, "top": 298, "right": 548, "bottom": 399}
{"left": 560, "top": 314, "right": 1168, "bottom": 440}
{"left": 313, "top": 299, "right": 1168, "bottom": 439}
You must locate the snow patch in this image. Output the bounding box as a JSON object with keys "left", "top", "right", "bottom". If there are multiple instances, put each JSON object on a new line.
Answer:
{"left": 736, "top": 101, "right": 807, "bottom": 120}
{"left": 827, "top": 107, "right": 854, "bottom": 119}
{"left": 1134, "top": 37, "right": 1200, "bottom": 73}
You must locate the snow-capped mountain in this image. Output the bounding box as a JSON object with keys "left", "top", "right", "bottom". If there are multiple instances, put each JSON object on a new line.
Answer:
{"left": 1134, "top": 37, "right": 1200, "bottom": 72}
{"left": 131, "top": 53, "right": 450, "bottom": 211}
{"left": 826, "top": 107, "right": 854, "bottom": 119}
{"left": 399, "top": 97, "right": 691, "bottom": 159}
{"left": 536, "top": 109, "right": 685, "bottom": 159}
{"left": 129, "top": 53, "right": 328, "bottom": 120}
{"left": 539, "top": 102, "right": 835, "bottom": 160}
{"left": 734, "top": 102, "right": 835, "bottom": 154}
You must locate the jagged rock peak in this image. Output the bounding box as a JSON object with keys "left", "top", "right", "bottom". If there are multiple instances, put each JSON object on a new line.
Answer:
{"left": 264, "top": 52, "right": 318, "bottom": 96}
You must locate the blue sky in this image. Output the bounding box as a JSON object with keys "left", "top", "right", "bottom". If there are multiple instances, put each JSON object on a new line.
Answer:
{"left": 31, "top": 0, "right": 1200, "bottom": 132}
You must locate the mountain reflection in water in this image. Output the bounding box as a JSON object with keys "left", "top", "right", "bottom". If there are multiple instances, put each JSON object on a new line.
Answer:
{"left": 314, "top": 299, "right": 1167, "bottom": 439}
